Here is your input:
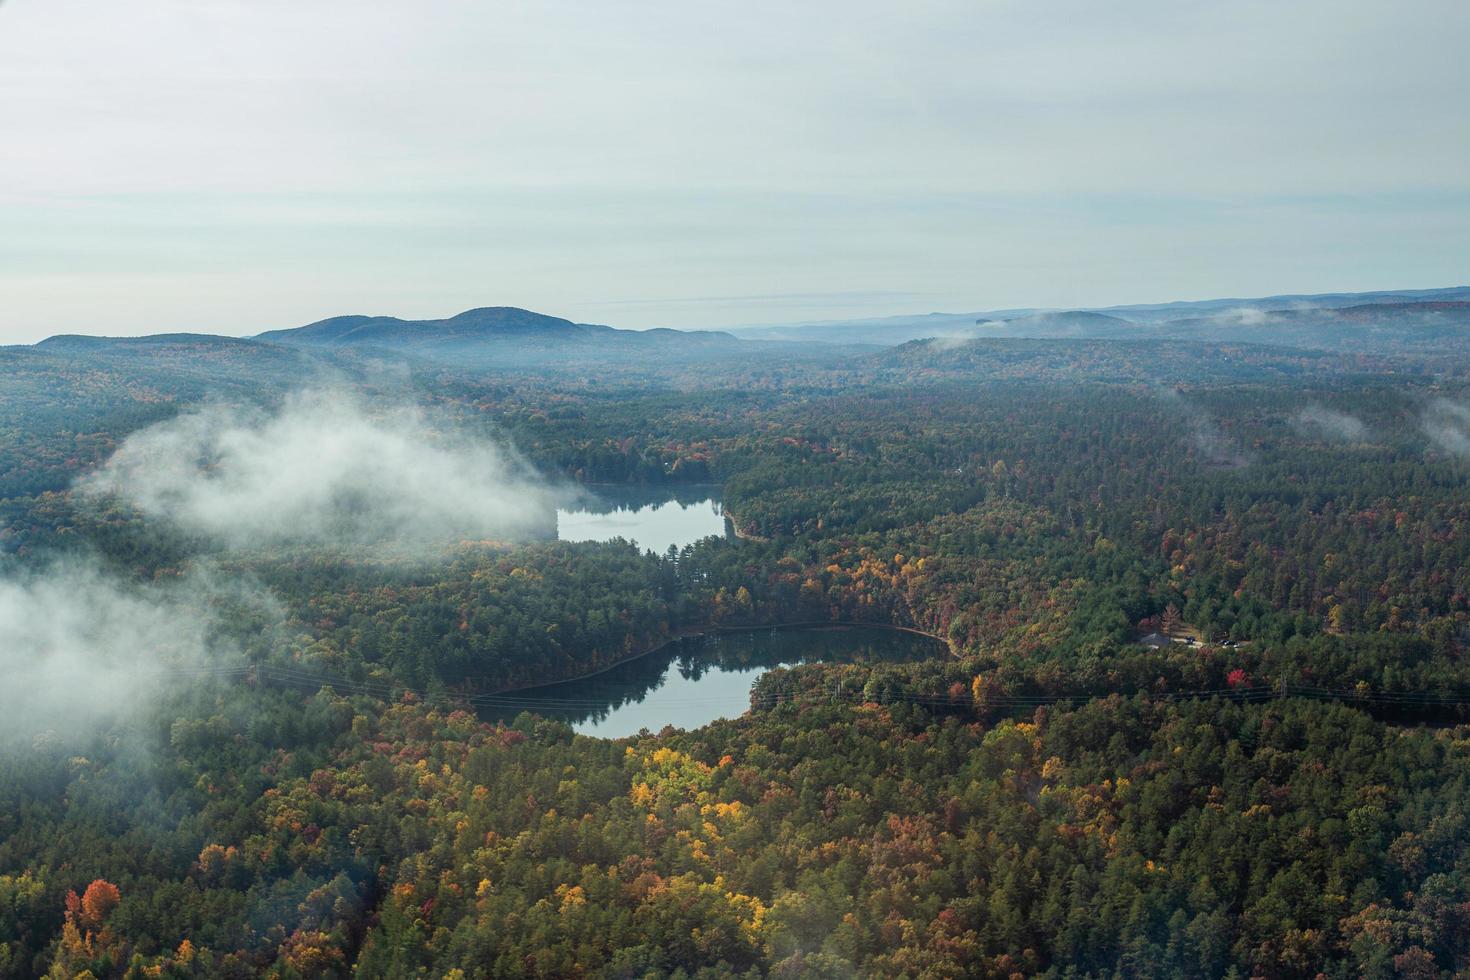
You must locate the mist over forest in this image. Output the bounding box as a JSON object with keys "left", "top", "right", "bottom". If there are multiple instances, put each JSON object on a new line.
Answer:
{"left": 4, "top": 282, "right": 1470, "bottom": 978}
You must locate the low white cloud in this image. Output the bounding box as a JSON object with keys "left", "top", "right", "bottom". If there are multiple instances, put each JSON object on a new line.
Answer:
{"left": 1295, "top": 404, "right": 1368, "bottom": 441}
{"left": 1157, "top": 387, "right": 1252, "bottom": 469}
{"left": 79, "top": 390, "right": 566, "bottom": 553}
{"left": 0, "top": 562, "right": 222, "bottom": 741}
{"left": 925, "top": 332, "right": 977, "bottom": 352}
{"left": 1423, "top": 399, "right": 1470, "bottom": 457}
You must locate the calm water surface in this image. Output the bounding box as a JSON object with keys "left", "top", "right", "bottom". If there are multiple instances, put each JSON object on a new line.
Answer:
{"left": 556, "top": 485, "right": 727, "bottom": 554}
{"left": 484, "top": 626, "right": 943, "bottom": 738}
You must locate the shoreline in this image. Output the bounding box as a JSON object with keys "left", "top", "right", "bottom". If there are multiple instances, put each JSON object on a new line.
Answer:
{"left": 575, "top": 477, "right": 765, "bottom": 545}
{"left": 484, "top": 619, "right": 953, "bottom": 696}
{"left": 499, "top": 480, "right": 941, "bottom": 696}
{"left": 723, "top": 509, "right": 769, "bottom": 543}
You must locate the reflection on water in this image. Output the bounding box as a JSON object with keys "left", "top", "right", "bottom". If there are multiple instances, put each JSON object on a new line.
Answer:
{"left": 481, "top": 626, "right": 943, "bottom": 738}
{"left": 556, "top": 484, "right": 727, "bottom": 554}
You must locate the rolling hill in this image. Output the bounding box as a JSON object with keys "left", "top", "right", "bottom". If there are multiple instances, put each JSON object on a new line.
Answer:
{"left": 256, "top": 306, "right": 750, "bottom": 367}
{"left": 730, "top": 285, "right": 1470, "bottom": 348}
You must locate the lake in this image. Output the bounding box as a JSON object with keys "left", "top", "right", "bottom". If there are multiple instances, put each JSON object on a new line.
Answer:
{"left": 556, "top": 484, "right": 728, "bottom": 554}
{"left": 481, "top": 625, "right": 944, "bottom": 738}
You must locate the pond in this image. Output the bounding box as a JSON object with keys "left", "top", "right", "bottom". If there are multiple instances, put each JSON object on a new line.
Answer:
{"left": 480, "top": 625, "right": 945, "bottom": 738}
{"left": 556, "top": 484, "right": 728, "bottom": 555}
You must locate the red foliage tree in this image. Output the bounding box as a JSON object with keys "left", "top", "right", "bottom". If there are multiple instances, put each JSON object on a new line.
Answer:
{"left": 79, "top": 879, "right": 121, "bottom": 930}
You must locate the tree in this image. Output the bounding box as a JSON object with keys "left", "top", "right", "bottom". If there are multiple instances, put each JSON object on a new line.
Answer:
{"left": 1160, "top": 603, "right": 1182, "bottom": 636}
{"left": 79, "top": 880, "right": 121, "bottom": 932}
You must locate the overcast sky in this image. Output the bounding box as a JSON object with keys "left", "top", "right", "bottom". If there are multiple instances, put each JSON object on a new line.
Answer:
{"left": 1, "top": 0, "right": 1467, "bottom": 342}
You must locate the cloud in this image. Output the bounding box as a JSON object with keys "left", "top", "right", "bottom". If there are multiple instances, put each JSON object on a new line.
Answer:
{"left": 924, "top": 333, "right": 977, "bottom": 352}
{"left": 10, "top": 389, "right": 565, "bottom": 738}
{"left": 1422, "top": 399, "right": 1470, "bottom": 457}
{"left": 0, "top": 561, "right": 225, "bottom": 742}
{"left": 1187, "top": 419, "right": 1250, "bottom": 469}
{"left": 1229, "top": 307, "right": 1270, "bottom": 326}
{"left": 1295, "top": 404, "right": 1368, "bottom": 441}
{"left": 78, "top": 390, "right": 566, "bottom": 553}
{"left": 1156, "top": 388, "right": 1252, "bottom": 469}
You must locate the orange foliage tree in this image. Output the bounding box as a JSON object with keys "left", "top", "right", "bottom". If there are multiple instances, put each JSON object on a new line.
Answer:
{"left": 78, "top": 879, "right": 121, "bottom": 931}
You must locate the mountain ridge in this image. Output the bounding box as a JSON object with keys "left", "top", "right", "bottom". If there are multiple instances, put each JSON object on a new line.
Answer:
{"left": 727, "top": 285, "right": 1470, "bottom": 345}
{"left": 256, "top": 306, "right": 739, "bottom": 350}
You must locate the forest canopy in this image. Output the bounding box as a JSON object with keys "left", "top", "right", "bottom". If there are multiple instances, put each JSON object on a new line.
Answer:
{"left": 3, "top": 329, "right": 1470, "bottom": 977}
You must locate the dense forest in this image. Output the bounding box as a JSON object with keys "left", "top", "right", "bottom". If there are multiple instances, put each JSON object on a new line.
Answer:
{"left": 5, "top": 326, "right": 1470, "bottom": 977}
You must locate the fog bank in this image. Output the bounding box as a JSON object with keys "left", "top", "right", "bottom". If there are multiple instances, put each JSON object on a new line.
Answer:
{"left": 1423, "top": 399, "right": 1470, "bottom": 458}
{"left": 1295, "top": 405, "right": 1369, "bottom": 442}
{"left": 80, "top": 390, "right": 567, "bottom": 553}
{"left": 0, "top": 562, "right": 222, "bottom": 741}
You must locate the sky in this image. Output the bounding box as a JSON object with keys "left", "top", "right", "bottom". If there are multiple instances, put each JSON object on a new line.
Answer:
{"left": 1, "top": 0, "right": 1467, "bottom": 342}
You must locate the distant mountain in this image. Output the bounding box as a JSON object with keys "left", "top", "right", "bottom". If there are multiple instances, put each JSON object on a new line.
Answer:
{"left": 1092, "top": 285, "right": 1470, "bottom": 323}
{"left": 257, "top": 306, "right": 749, "bottom": 367}
{"left": 31, "top": 331, "right": 334, "bottom": 378}
{"left": 21, "top": 290, "right": 1470, "bottom": 380}
{"left": 35, "top": 332, "right": 266, "bottom": 353}
{"left": 258, "top": 307, "right": 609, "bottom": 348}
{"left": 1340, "top": 302, "right": 1470, "bottom": 332}
{"left": 958, "top": 300, "right": 1470, "bottom": 351}
{"left": 1151, "top": 300, "right": 1470, "bottom": 350}
{"left": 729, "top": 311, "right": 1026, "bottom": 346}
{"left": 729, "top": 285, "right": 1470, "bottom": 348}
{"left": 18, "top": 305, "right": 862, "bottom": 387}
{"left": 5, "top": 333, "right": 353, "bottom": 448}
{"left": 971, "top": 310, "right": 1139, "bottom": 338}
{"left": 873, "top": 336, "right": 1372, "bottom": 386}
